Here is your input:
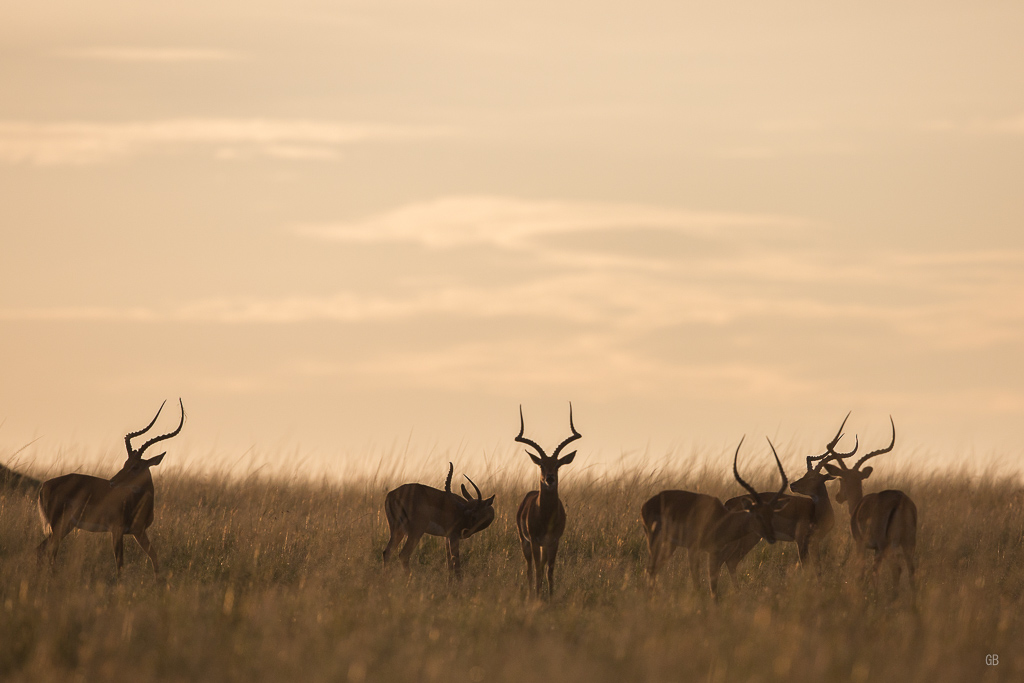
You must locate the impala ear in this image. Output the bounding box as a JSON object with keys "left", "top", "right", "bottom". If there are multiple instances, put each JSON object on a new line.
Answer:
{"left": 145, "top": 452, "right": 166, "bottom": 467}
{"left": 738, "top": 497, "right": 755, "bottom": 511}
{"left": 527, "top": 450, "right": 543, "bottom": 466}
{"left": 483, "top": 495, "right": 495, "bottom": 506}
{"left": 557, "top": 450, "right": 576, "bottom": 466}
{"left": 461, "top": 484, "right": 473, "bottom": 501}
{"left": 860, "top": 466, "right": 873, "bottom": 478}
{"left": 823, "top": 463, "right": 842, "bottom": 477}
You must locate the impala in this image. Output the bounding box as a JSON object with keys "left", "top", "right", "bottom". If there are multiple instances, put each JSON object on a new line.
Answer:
{"left": 823, "top": 417, "right": 917, "bottom": 590}
{"left": 641, "top": 436, "right": 790, "bottom": 598}
{"left": 717, "top": 415, "right": 859, "bottom": 574}
{"left": 36, "top": 399, "right": 185, "bottom": 576}
{"left": 514, "top": 403, "right": 580, "bottom": 597}
{"left": 382, "top": 462, "right": 496, "bottom": 579}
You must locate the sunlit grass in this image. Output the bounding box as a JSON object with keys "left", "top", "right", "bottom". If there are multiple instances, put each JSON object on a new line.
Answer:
{"left": 0, "top": 462, "right": 1021, "bottom": 682}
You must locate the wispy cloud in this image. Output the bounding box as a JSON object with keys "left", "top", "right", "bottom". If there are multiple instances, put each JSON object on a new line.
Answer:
{"left": 59, "top": 47, "right": 244, "bottom": 63}
{"left": 297, "top": 196, "right": 806, "bottom": 253}
{"left": 0, "top": 119, "right": 446, "bottom": 165}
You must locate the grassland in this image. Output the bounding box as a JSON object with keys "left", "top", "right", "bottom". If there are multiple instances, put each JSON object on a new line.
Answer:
{"left": 0, "top": 461, "right": 1022, "bottom": 683}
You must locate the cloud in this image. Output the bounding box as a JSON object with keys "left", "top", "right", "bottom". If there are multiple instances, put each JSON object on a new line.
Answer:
{"left": 59, "top": 47, "right": 244, "bottom": 63}
{"left": 297, "top": 196, "right": 806, "bottom": 253}
{"left": 0, "top": 119, "right": 445, "bottom": 166}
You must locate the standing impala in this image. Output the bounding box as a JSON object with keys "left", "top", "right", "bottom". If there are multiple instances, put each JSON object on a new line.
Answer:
{"left": 718, "top": 415, "right": 858, "bottom": 574}
{"left": 823, "top": 417, "right": 917, "bottom": 591}
{"left": 37, "top": 399, "right": 185, "bottom": 576}
{"left": 382, "top": 462, "right": 496, "bottom": 579}
{"left": 515, "top": 404, "right": 580, "bottom": 597}
{"left": 641, "top": 437, "right": 790, "bottom": 599}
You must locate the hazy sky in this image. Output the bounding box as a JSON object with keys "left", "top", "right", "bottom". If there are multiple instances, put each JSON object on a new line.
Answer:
{"left": 2, "top": 2, "right": 1023, "bottom": 479}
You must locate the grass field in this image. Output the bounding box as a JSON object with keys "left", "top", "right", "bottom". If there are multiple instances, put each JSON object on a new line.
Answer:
{"left": 0, "top": 460, "right": 1022, "bottom": 682}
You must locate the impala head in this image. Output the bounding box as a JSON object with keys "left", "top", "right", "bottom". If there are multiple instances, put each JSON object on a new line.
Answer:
{"left": 731, "top": 436, "right": 790, "bottom": 544}
{"left": 457, "top": 474, "right": 496, "bottom": 538}
{"left": 515, "top": 403, "right": 581, "bottom": 491}
{"left": 110, "top": 399, "right": 186, "bottom": 490}
{"left": 823, "top": 416, "right": 895, "bottom": 505}
{"left": 789, "top": 412, "right": 858, "bottom": 500}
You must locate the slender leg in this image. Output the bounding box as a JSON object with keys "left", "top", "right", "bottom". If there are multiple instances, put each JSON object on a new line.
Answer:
{"left": 38, "top": 518, "right": 74, "bottom": 568}
{"left": 112, "top": 530, "right": 125, "bottom": 576}
{"left": 532, "top": 544, "right": 544, "bottom": 596}
{"left": 398, "top": 530, "right": 425, "bottom": 572}
{"left": 134, "top": 530, "right": 160, "bottom": 576}
{"left": 546, "top": 541, "right": 559, "bottom": 597}
{"left": 521, "top": 539, "right": 534, "bottom": 593}
{"left": 447, "top": 538, "right": 462, "bottom": 580}
{"left": 382, "top": 527, "right": 406, "bottom": 566}
{"left": 687, "top": 549, "right": 703, "bottom": 591}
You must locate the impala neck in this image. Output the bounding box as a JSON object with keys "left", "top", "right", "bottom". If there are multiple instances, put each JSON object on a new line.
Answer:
{"left": 810, "top": 480, "right": 835, "bottom": 528}
{"left": 538, "top": 479, "right": 560, "bottom": 513}
{"left": 842, "top": 476, "right": 864, "bottom": 511}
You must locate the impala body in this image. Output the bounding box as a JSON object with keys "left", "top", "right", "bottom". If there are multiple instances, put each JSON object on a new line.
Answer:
{"left": 515, "top": 404, "right": 580, "bottom": 597}
{"left": 383, "top": 463, "right": 495, "bottom": 579}
{"left": 641, "top": 437, "right": 789, "bottom": 598}
{"left": 823, "top": 417, "right": 917, "bottom": 590}
{"left": 36, "top": 399, "right": 185, "bottom": 576}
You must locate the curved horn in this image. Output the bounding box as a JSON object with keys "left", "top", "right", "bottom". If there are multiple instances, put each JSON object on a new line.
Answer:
{"left": 732, "top": 436, "right": 759, "bottom": 500}
{"left": 766, "top": 437, "right": 789, "bottom": 504}
{"left": 445, "top": 462, "right": 454, "bottom": 493}
{"left": 125, "top": 400, "right": 166, "bottom": 456}
{"left": 551, "top": 402, "right": 582, "bottom": 459}
{"left": 853, "top": 416, "right": 895, "bottom": 470}
{"left": 805, "top": 411, "right": 851, "bottom": 471}
{"left": 514, "top": 405, "right": 548, "bottom": 459}
{"left": 463, "top": 474, "right": 482, "bottom": 501}
{"left": 136, "top": 398, "right": 186, "bottom": 457}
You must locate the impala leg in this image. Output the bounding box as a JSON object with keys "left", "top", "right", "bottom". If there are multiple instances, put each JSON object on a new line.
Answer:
{"left": 398, "top": 530, "right": 424, "bottom": 573}
{"left": 382, "top": 527, "right": 406, "bottom": 567}
{"left": 447, "top": 537, "right": 462, "bottom": 580}
{"left": 521, "top": 539, "right": 535, "bottom": 593}
{"left": 545, "top": 541, "right": 559, "bottom": 597}
{"left": 112, "top": 530, "right": 125, "bottom": 576}
{"left": 134, "top": 530, "right": 160, "bottom": 577}
{"left": 532, "top": 544, "right": 544, "bottom": 596}
{"left": 38, "top": 517, "right": 73, "bottom": 568}
{"left": 687, "top": 550, "right": 703, "bottom": 591}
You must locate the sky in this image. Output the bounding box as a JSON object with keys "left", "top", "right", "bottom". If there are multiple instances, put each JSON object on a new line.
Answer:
{"left": 1, "top": 2, "right": 1023, "bottom": 480}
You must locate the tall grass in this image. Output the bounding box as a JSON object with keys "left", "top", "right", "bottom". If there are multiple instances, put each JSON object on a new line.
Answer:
{"left": 0, "top": 462, "right": 1021, "bottom": 682}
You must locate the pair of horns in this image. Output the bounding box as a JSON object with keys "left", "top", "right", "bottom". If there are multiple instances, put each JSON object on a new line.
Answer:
{"left": 125, "top": 399, "right": 186, "bottom": 458}
{"left": 515, "top": 403, "right": 581, "bottom": 461}
{"left": 444, "top": 462, "right": 484, "bottom": 502}
{"left": 733, "top": 435, "right": 788, "bottom": 506}
{"left": 805, "top": 412, "right": 895, "bottom": 473}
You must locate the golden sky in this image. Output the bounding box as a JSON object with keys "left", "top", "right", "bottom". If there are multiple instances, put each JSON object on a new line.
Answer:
{"left": 2, "top": 2, "right": 1023, "bottom": 478}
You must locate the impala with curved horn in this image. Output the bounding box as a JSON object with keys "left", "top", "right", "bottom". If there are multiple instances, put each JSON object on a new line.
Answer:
{"left": 514, "top": 403, "right": 581, "bottom": 597}
{"left": 823, "top": 417, "right": 917, "bottom": 590}
{"left": 36, "top": 399, "right": 185, "bottom": 576}
{"left": 718, "top": 415, "right": 859, "bottom": 574}
{"left": 382, "top": 462, "right": 496, "bottom": 579}
{"left": 641, "top": 436, "right": 790, "bottom": 598}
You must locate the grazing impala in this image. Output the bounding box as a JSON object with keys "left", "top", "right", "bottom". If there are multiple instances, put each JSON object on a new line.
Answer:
{"left": 382, "top": 462, "right": 496, "bottom": 579}
{"left": 515, "top": 404, "right": 580, "bottom": 597}
{"left": 641, "top": 436, "right": 790, "bottom": 598}
{"left": 37, "top": 399, "right": 185, "bottom": 576}
{"left": 823, "top": 417, "right": 917, "bottom": 591}
{"left": 718, "top": 415, "right": 859, "bottom": 574}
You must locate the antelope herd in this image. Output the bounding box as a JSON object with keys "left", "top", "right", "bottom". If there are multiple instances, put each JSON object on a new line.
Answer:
{"left": 1, "top": 401, "right": 918, "bottom": 598}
